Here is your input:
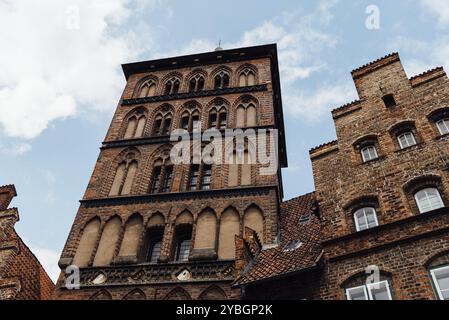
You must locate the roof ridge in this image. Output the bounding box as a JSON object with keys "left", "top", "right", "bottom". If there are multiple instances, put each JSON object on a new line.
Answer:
{"left": 283, "top": 192, "right": 316, "bottom": 204}
{"left": 309, "top": 140, "right": 338, "bottom": 153}
{"left": 409, "top": 66, "right": 444, "bottom": 81}
{"left": 331, "top": 99, "right": 363, "bottom": 114}
{"left": 351, "top": 52, "right": 399, "bottom": 74}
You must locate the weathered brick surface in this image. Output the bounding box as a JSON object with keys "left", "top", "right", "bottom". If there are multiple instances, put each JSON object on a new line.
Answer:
{"left": 0, "top": 185, "right": 55, "bottom": 300}
{"left": 309, "top": 54, "right": 449, "bottom": 300}
{"left": 55, "top": 46, "right": 284, "bottom": 300}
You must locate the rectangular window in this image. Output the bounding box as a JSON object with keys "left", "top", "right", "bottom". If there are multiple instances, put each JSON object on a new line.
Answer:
{"left": 201, "top": 165, "right": 212, "bottom": 190}
{"left": 219, "top": 112, "right": 227, "bottom": 129}
{"left": 431, "top": 265, "right": 449, "bottom": 300}
{"left": 149, "top": 167, "right": 161, "bottom": 194}
{"left": 162, "top": 166, "right": 173, "bottom": 193}
{"left": 188, "top": 165, "right": 200, "bottom": 191}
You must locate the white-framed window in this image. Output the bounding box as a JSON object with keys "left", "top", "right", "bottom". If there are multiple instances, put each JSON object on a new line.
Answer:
{"left": 437, "top": 119, "right": 449, "bottom": 135}
{"left": 346, "top": 281, "right": 393, "bottom": 300}
{"left": 346, "top": 285, "right": 368, "bottom": 300}
{"left": 430, "top": 265, "right": 449, "bottom": 300}
{"left": 354, "top": 207, "right": 379, "bottom": 232}
{"left": 367, "top": 281, "right": 393, "bottom": 300}
{"left": 397, "top": 132, "right": 416, "bottom": 149}
{"left": 361, "top": 145, "right": 378, "bottom": 162}
{"left": 414, "top": 188, "right": 444, "bottom": 214}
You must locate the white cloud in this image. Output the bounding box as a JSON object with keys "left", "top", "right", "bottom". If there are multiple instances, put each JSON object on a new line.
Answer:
{"left": 29, "top": 245, "right": 61, "bottom": 283}
{"left": 0, "top": 0, "right": 159, "bottom": 140}
{"left": 284, "top": 84, "right": 357, "bottom": 122}
{"left": 420, "top": 0, "right": 449, "bottom": 27}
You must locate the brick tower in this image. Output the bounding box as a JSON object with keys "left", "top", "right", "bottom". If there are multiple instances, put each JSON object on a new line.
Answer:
{"left": 54, "top": 44, "right": 287, "bottom": 300}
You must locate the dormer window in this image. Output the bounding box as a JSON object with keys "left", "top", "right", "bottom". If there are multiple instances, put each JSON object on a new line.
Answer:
{"left": 382, "top": 94, "right": 396, "bottom": 108}
{"left": 361, "top": 145, "right": 378, "bottom": 162}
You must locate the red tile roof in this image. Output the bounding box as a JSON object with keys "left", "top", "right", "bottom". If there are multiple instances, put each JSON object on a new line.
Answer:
{"left": 233, "top": 192, "right": 323, "bottom": 286}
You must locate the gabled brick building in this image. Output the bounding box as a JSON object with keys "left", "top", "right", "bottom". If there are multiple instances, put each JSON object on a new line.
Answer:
{"left": 54, "top": 44, "right": 449, "bottom": 300}
{"left": 0, "top": 185, "right": 55, "bottom": 300}
{"left": 236, "top": 52, "right": 449, "bottom": 300}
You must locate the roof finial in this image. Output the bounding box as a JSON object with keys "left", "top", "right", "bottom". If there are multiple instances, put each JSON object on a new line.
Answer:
{"left": 215, "top": 40, "right": 223, "bottom": 51}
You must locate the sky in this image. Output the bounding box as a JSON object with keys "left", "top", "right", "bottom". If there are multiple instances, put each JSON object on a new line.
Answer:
{"left": 0, "top": 0, "right": 448, "bottom": 281}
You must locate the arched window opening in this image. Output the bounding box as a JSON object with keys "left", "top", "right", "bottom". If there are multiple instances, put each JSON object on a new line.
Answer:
{"left": 354, "top": 207, "right": 379, "bottom": 232}
{"left": 415, "top": 188, "right": 444, "bottom": 213}
{"left": 194, "top": 209, "right": 217, "bottom": 251}
{"left": 214, "top": 71, "right": 230, "bottom": 90}
{"left": 361, "top": 145, "right": 378, "bottom": 162}
{"left": 227, "top": 142, "right": 254, "bottom": 187}
{"left": 218, "top": 208, "right": 240, "bottom": 260}
{"left": 72, "top": 218, "right": 101, "bottom": 268}
{"left": 124, "top": 112, "right": 147, "bottom": 139}
{"left": 397, "top": 132, "right": 417, "bottom": 149}
{"left": 149, "top": 157, "right": 173, "bottom": 194}
{"left": 179, "top": 108, "right": 201, "bottom": 132}
{"left": 243, "top": 206, "right": 264, "bottom": 243}
{"left": 118, "top": 214, "right": 144, "bottom": 260}
{"left": 208, "top": 106, "right": 227, "bottom": 129}
{"left": 139, "top": 80, "right": 156, "bottom": 98}
{"left": 164, "top": 77, "right": 180, "bottom": 95}
{"left": 93, "top": 217, "right": 121, "bottom": 267}
{"left": 346, "top": 281, "right": 393, "bottom": 300}
{"left": 109, "top": 153, "right": 139, "bottom": 196}
{"left": 235, "top": 98, "right": 258, "bottom": 128}
{"left": 239, "top": 68, "right": 256, "bottom": 87}
{"left": 189, "top": 75, "right": 205, "bottom": 92}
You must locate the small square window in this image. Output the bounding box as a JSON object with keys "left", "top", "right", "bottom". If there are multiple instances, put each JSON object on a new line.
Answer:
{"left": 382, "top": 94, "right": 396, "bottom": 108}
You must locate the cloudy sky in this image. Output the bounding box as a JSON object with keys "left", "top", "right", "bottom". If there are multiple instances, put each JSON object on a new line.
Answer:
{"left": 0, "top": 0, "right": 448, "bottom": 281}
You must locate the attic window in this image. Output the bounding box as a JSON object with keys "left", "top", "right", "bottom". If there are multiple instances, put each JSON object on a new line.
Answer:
{"left": 284, "top": 240, "right": 303, "bottom": 252}
{"left": 382, "top": 94, "right": 396, "bottom": 108}
{"left": 299, "top": 214, "right": 311, "bottom": 224}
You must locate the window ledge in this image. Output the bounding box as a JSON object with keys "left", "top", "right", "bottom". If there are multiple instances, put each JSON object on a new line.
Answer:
{"left": 361, "top": 155, "right": 386, "bottom": 165}
{"left": 435, "top": 133, "right": 449, "bottom": 141}
{"left": 394, "top": 142, "right": 424, "bottom": 154}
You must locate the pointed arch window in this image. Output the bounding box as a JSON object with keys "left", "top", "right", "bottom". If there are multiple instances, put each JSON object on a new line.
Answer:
{"left": 109, "top": 153, "right": 138, "bottom": 196}
{"left": 239, "top": 68, "right": 256, "bottom": 87}
{"left": 189, "top": 74, "right": 205, "bottom": 92}
{"left": 153, "top": 112, "right": 172, "bottom": 136}
{"left": 208, "top": 106, "right": 227, "bottom": 129}
{"left": 174, "top": 213, "right": 193, "bottom": 262}
{"left": 139, "top": 80, "right": 156, "bottom": 98}
{"left": 124, "top": 114, "right": 147, "bottom": 139}
{"left": 164, "top": 77, "right": 181, "bottom": 95}
{"left": 187, "top": 153, "right": 213, "bottom": 191}
{"left": 149, "top": 157, "right": 173, "bottom": 194}
{"left": 228, "top": 143, "right": 253, "bottom": 187}
{"left": 214, "top": 71, "right": 230, "bottom": 90}
{"left": 236, "top": 100, "right": 257, "bottom": 128}
{"left": 179, "top": 108, "right": 201, "bottom": 132}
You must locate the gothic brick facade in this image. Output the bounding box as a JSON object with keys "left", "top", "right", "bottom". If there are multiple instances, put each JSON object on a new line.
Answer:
{"left": 0, "top": 185, "right": 55, "bottom": 300}
{"left": 54, "top": 45, "right": 449, "bottom": 300}
{"left": 54, "top": 44, "right": 287, "bottom": 300}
